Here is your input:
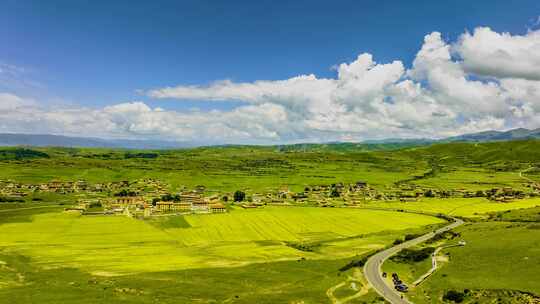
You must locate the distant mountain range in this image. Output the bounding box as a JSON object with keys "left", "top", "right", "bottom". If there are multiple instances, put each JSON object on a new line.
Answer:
{"left": 0, "top": 133, "right": 200, "bottom": 150}
{"left": 359, "top": 128, "right": 540, "bottom": 145}
{"left": 443, "top": 128, "right": 540, "bottom": 142}
{"left": 1, "top": 128, "right": 540, "bottom": 149}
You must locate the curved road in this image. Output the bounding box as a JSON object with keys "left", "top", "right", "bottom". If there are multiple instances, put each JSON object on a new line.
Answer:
{"left": 363, "top": 212, "right": 464, "bottom": 304}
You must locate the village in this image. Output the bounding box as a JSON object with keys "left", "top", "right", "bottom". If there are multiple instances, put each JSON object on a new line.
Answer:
{"left": 1, "top": 175, "right": 539, "bottom": 218}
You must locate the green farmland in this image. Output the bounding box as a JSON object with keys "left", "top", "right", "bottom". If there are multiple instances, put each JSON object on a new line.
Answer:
{"left": 1, "top": 140, "right": 540, "bottom": 303}
{"left": 0, "top": 207, "right": 444, "bottom": 274}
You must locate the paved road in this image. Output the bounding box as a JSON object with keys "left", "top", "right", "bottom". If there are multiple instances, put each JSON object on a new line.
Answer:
{"left": 363, "top": 212, "right": 464, "bottom": 304}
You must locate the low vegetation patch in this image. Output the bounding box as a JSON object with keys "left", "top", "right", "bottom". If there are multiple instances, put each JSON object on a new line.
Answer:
{"left": 487, "top": 206, "right": 540, "bottom": 222}
{"left": 124, "top": 152, "right": 159, "bottom": 159}
{"left": 391, "top": 247, "right": 435, "bottom": 263}
{"left": 284, "top": 241, "right": 319, "bottom": 252}
{"left": 0, "top": 148, "right": 49, "bottom": 160}
{"left": 147, "top": 215, "right": 191, "bottom": 229}
{"left": 0, "top": 196, "right": 25, "bottom": 203}
{"left": 339, "top": 255, "right": 369, "bottom": 272}
{"left": 426, "top": 230, "right": 461, "bottom": 244}
{"left": 443, "top": 289, "right": 466, "bottom": 303}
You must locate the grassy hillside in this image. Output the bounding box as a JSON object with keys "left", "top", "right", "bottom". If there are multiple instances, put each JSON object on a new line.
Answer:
{"left": 1, "top": 140, "right": 539, "bottom": 193}
{"left": 0, "top": 145, "right": 424, "bottom": 192}
{"left": 1, "top": 140, "right": 540, "bottom": 303}
{"left": 410, "top": 221, "right": 540, "bottom": 303}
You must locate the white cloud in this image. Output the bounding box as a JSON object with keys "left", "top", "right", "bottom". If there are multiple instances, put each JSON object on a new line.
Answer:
{"left": 0, "top": 100, "right": 298, "bottom": 143}
{"left": 410, "top": 32, "right": 507, "bottom": 115}
{"left": 145, "top": 29, "right": 540, "bottom": 142}
{"left": 0, "top": 93, "right": 35, "bottom": 110}
{"left": 455, "top": 27, "right": 540, "bottom": 80}
{"left": 3, "top": 27, "right": 540, "bottom": 143}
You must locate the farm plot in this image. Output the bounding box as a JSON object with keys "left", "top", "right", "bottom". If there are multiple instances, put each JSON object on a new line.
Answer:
{"left": 367, "top": 197, "right": 540, "bottom": 217}
{"left": 0, "top": 207, "right": 443, "bottom": 274}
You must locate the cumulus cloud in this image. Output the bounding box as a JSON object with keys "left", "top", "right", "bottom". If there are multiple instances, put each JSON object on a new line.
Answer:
{"left": 455, "top": 27, "right": 540, "bottom": 80}
{"left": 145, "top": 28, "right": 540, "bottom": 142}
{"left": 0, "top": 93, "right": 35, "bottom": 110}
{"left": 3, "top": 27, "right": 540, "bottom": 143}
{"left": 0, "top": 99, "right": 298, "bottom": 143}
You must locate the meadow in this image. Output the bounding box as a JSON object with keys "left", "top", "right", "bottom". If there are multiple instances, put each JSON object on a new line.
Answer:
{"left": 0, "top": 145, "right": 423, "bottom": 192}
{"left": 2, "top": 140, "right": 539, "bottom": 193}
{"left": 1, "top": 140, "right": 540, "bottom": 303}
{"left": 376, "top": 205, "right": 540, "bottom": 303}
{"left": 409, "top": 220, "right": 540, "bottom": 303}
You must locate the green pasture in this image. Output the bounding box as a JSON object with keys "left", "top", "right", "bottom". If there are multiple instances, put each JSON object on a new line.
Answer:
{"left": 0, "top": 146, "right": 423, "bottom": 192}
{"left": 2, "top": 140, "right": 540, "bottom": 194}
{"left": 487, "top": 206, "right": 540, "bottom": 222}
{"left": 412, "top": 167, "right": 529, "bottom": 191}
{"left": 1, "top": 141, "right": 540, "bottom": 302}
{"left": 410, "top": 221, "right": 540, "bottom": 303}
{"left": 0, "top": 250, "right": 382, "bottom": 304}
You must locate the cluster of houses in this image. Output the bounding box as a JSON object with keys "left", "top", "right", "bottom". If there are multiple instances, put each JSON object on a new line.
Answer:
{"left": 102, "top": 191, "right": 227, "bottom": 217}
{"left": 239, "top": 179, "right": 540, "bottom": 207}
{"left": 154, "top": 193, "right": 226, "bottom": 214}
{"left": 5, "top": 174, "right": 540, "bottom": 220}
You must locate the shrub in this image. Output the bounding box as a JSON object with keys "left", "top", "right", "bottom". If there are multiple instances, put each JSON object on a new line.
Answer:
{"left": 0, "top": 148, "right": 49, "bottom": 160}
{"left": 339, "top": 256, "right": 368, "bottom": 272}
{"left": 0, "top": 196, "right": 24, "bottom": 203}
{"left": 391, "top": 247, "right": 435, "bottom": 263}
{"left": 124, "top": 152, "right": 159, "bottom": 159}
{"left": 443, "top": 290, "right": 465, "bottom": 303}
{"left": 404, "top": 233, "right": 420, "bottom": 241}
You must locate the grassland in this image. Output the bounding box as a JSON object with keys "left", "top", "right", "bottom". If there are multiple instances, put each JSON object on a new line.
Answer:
{"left": 408, "top": 220, "right": 540, "bottom": 303}
{"left": 0, "top": 145, "right": 422, "bottom": 192}
{"left": 379, "top": 206, "right": 540, "bottom": 303}
{"left": 1, "top": 140, "right": 539, "bottom": 193}
{"left": 0, "top": 250, "right": 385, "bottom": 304}
{"left": 1, "top": 140, "right": 540, "bottom": 303}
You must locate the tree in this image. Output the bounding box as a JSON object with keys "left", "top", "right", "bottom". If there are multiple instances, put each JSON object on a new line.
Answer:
{"left": 222, "top": 195, "right": 228, "bottom": 202}
{"left": 330, "top": 188, "right": 340, "bottom": 198}
{"left": 233, "top": 190, "right": 246, "bottom": 202}
{"left": 158, "top": 193, "right": 180, "bottom": 202}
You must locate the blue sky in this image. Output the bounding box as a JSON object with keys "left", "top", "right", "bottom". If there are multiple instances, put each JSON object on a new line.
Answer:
{"left": 1, "top": 1, "right": 540, "bottom": 143}
{"left": 2, "top": 0, "right": 538, "bottom": 107}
